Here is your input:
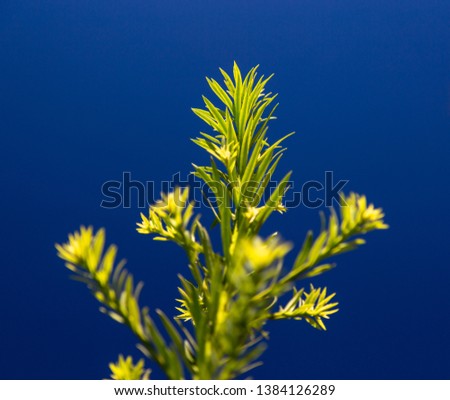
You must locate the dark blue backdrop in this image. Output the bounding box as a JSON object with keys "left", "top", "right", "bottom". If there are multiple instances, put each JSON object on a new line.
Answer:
{"left": 1, "top": 1, "right": 449, "bottom": 379}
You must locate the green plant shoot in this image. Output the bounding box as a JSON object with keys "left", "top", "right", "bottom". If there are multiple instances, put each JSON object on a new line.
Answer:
{"left": 56, "top": 63, "right": 388, "bottom": 380}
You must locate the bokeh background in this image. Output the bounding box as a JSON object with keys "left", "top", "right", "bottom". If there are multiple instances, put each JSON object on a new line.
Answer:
{"left": 1, "top": 1, "right": 449, "bottom": 379}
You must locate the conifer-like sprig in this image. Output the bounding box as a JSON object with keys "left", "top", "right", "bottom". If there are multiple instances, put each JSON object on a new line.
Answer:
{"left": 56, "top": 63, "right": 388, "bottom": 379}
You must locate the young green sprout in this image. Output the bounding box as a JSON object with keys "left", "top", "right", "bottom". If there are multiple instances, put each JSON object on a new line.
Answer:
{"left": 56, "top": 63, "right": 387, "bottom": 379}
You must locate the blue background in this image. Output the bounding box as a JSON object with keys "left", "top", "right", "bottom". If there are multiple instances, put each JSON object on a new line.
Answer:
{"left": 1, "top": 1, "right": 449, "bottom": 379}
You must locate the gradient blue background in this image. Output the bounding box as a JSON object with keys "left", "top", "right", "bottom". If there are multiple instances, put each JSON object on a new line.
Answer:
{"left": 1, "top": 1, "right": 449, "bottom": 379}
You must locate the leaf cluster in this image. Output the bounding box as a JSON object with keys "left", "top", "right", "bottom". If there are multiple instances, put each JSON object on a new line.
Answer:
{"left": 56, "top": 63, "right": 387, "bottom": 379}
